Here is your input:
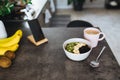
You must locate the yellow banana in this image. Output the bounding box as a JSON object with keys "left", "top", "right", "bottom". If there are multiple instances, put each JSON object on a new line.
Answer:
{"left": 0, "top": 30, "right": 22, "bottom": 47}
{"left": 0, "top": 29, "right": 22, "bottom": 43}
{"left": 0, "top": 44, "right": 19, "bottom": 56}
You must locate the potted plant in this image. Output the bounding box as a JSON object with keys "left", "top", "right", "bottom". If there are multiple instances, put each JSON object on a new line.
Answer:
{"left": 68, "top": 0, "right": 86, "bottom": 10}
{"left": 0, "top": 0, "right": 14, "bottom": 16}
{"left": 0, "top": 0, "right": 32, "bottom": 19}
{"left": 68, "top": 0, "right": 94, "bottom": 10}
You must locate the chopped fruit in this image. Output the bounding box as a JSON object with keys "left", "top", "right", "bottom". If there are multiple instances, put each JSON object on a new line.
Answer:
{"left": 65, "top": 42, "right": 90, "bottom": 54}
{"left": 79, "top": 45, "right": 90, "bottom": 53}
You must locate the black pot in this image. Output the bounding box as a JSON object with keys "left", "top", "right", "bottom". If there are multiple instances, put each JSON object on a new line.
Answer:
{"left": 0, "top": 11, "right": 24, "bottom": 21}
{"left": 73, "top": 0, "right": 85, "bottom": 11}
{"left": 105, "top": 0, "right": 120, "bottom": 9}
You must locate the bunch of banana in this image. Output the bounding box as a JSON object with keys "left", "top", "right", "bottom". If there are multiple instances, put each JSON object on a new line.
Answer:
{"left": 0, "top": 29, "right": 23, "bottom": 56}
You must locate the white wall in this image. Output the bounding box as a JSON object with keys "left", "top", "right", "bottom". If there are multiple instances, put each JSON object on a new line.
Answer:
{"left": 56, "top": 0, "right": 72, "bottom": 9}
{"left": 31, "top": 0, "right": 47, "bottom": 18}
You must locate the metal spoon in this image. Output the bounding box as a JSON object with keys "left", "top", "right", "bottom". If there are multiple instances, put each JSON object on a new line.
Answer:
{"left": 90, "top": 46, "right": 106, "bottom": 68}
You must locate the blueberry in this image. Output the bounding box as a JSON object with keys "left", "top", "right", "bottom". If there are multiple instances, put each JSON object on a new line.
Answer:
{"left": 79, "top": 45, "right": 90, "bottom": 53}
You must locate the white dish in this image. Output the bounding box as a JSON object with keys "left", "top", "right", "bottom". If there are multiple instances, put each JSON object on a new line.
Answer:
{"left": 63, "top": 38, "right": 92, "bottom": 61}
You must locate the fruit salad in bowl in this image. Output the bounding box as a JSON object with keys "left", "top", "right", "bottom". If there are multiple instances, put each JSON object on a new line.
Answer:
{"left": 63, "top": 38, "right": 92, "bottom": 61}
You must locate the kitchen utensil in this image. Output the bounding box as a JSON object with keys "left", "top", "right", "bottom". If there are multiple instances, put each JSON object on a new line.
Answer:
{"left": 90, "top": 46, "right": 106, "bottom": 67}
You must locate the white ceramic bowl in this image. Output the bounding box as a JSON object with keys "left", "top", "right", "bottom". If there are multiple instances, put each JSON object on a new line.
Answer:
{"left": 63, "top": 38, "right": 92, "bottom": 61}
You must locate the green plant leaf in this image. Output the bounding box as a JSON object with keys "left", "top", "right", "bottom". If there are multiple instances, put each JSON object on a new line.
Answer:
{"left": 0, "top": 0, "right": 15, "bottom": 16}
{"left": 68, "top": 0, "right": 73, "bottom": 5}
{"left": 4, "top": 0, "right": 9, "bottom": 5}
{"left": 0, "top": 0, "right": 32, "bottom": 16}
{"left": 0, "top": 10, "right": 2, "bottom": 15}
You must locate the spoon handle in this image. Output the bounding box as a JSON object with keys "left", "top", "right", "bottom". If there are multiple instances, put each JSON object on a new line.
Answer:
{"left": 96, "top": 46, "right": 106, "bottom": 62}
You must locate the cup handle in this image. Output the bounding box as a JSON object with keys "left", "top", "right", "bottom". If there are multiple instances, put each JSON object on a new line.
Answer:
{"left": 98, "top": 32, "right": 105, "bottom": 41}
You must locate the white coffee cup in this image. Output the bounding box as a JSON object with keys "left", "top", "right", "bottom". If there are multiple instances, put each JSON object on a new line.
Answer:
{"left": 0, "top": 21, "right": 7, "bottom": 39}
{"left": 84, "top": 27, "right": 105, "bottom": 48}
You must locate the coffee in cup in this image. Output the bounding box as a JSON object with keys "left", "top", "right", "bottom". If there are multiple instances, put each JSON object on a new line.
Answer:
{"left": 84, "top": 27, "right": 105, "bottom": 48}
